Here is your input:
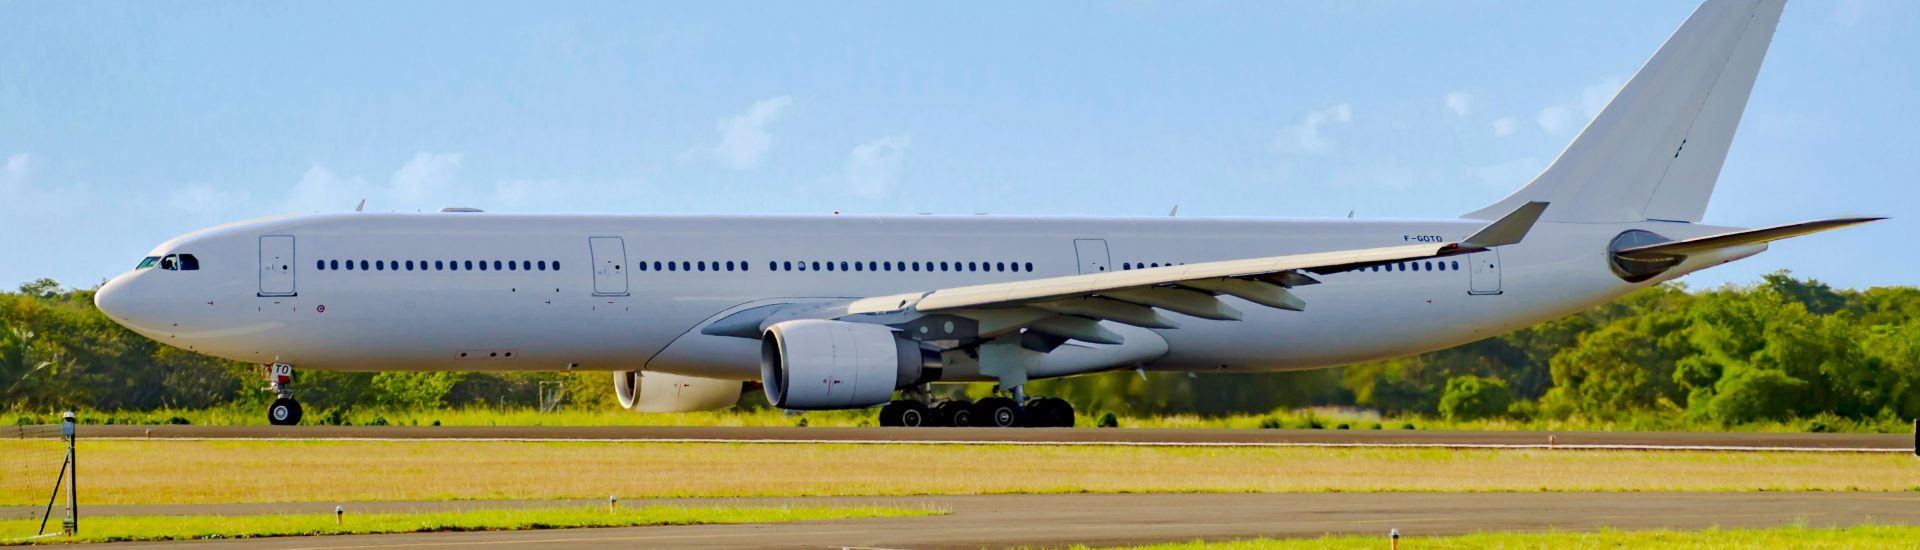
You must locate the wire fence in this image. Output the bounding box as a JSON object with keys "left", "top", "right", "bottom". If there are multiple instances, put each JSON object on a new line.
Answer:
{"left": 0, "top": 424, "right": 70, "bottom": 527}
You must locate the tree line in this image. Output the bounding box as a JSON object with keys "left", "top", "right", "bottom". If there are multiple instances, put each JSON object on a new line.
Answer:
{"left": 4, "top": 272, "right": 1917, "bottom": 426}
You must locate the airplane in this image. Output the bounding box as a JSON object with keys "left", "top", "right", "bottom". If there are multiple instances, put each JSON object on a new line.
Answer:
{"left": 94, "top": 0, "right": 1877, "bottom": 427}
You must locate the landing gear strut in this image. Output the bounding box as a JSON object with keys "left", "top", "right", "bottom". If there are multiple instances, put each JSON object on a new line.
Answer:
{"left": 265, "top": 363, "right": 303, "bottom": 426}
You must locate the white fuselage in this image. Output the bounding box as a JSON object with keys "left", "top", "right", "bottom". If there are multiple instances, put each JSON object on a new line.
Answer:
{"left": 94, "top": 212, "right": 1757, "bottom": 383}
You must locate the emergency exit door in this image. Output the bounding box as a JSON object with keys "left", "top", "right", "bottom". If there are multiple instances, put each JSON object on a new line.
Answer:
{"left": 258, "top": 235, "right": 297, "bottom": 297}
{"left": 1074, "top": 239, "right": 1111, "bottom": 274}
{"left": 1468, "top": 250, "right": 1502, "bottom": 295}
{"left": 589, "top": 236, "right": 629, "bottom": 296}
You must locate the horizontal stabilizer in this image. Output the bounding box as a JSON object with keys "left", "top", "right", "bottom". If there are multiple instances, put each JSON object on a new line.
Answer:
{"left": 1617, "top": 217, "right": 1884, "bottom": 259}
{"left": 1461, "top": 201, "right": 1549, "bottom": 249}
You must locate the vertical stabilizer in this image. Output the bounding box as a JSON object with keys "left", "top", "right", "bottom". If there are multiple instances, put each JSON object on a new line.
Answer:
{"left": 1465, "top": 0, "right": 1784, "bottom": 223}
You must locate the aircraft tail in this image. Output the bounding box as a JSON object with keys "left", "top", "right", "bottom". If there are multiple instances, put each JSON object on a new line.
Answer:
{"left": 1465, "top": 0, "right": 1785, "bottom": 223}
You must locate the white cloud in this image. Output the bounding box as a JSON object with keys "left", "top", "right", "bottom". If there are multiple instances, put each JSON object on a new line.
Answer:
{"left": 1273, "top": 103, "right": 1352, "bottom": 154}
{"left": 1, "top": 153, "right": 30, "bottom": 197}
{"left": 390, "top": 152, "right": 465, "bottom": 202}
{"left": 1533, "top": 77, "right": 1623, "bottom": 136}
{"left": 1581, "top": 78, "right": 1623, "bottom": 119}
{"left": 841, "top": 134, "right": 913, "bottom": 198}
{"left": 1472, "top": 157, "right": 1542, "bottom": 190}
{"left": 1445, "top": 91, "right": 1472, "bottom": 116}
{"left": 703, "top": 96, "right": 792, "bottom": 170}
{"left": 1535, "top": 105, "right": 1575, "bottom": 135}
{"left": 163, "top": 183, "right": 250, "bottom": 214}
{"left": 1491, "top": 116, "right": 1520, "bottom": 137}
{"left": 284, "top": 163, "right": 370, "bottom": 211}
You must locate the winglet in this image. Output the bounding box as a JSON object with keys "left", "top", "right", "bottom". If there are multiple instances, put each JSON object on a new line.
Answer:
{"left": 1461, "top": 201, "right": 1548, "bottom": 249}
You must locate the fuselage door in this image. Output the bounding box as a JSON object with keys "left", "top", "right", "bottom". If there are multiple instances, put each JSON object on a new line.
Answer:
{"left": 1073, "top": 239, "right": 1111, "bottom": 274}
{"left": 258, "top": 235, "right": 297, "bottom": 297}
{"left": 1468, "top": 250, "right": 1502, "bottom": 295}
{"left": 589, "top": 236, "right": 630, "bottom": 296}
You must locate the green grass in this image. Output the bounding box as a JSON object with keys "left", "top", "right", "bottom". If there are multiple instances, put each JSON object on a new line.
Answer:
{"left": 1098, "top": 524, "right": 1920, "bottom": 549}
{"left": 6, "top": 440, "right": 1917, "bottom": 506}
{"left": 0, "top": 504, "right": 940, "bottom": 545}
{"left": 7, "top": 406, "right": 1911, "bottom": 434}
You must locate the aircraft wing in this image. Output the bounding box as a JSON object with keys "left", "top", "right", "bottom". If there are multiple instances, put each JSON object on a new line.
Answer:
{"left": 844, "top": 202, "right": 1548, "bottom": 330}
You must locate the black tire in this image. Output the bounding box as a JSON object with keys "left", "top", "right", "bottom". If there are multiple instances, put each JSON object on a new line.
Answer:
{"left": 1030, "top": 398, "right": 1075, "bottom": 428}
{"left": 972, "top": 397, "right": 1022, "bottom": 428}
{"left": 878, "top": 400, "right": 929, "bottom": 427}
{"left": 933, "top": 400, "right": 973, "bottom": 427}
{"left": 268, "top": 398, "right": 303, "bottom": 426}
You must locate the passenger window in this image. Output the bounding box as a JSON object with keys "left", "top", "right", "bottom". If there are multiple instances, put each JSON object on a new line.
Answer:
{"left": 638, "top": 261, "right": 648, "bottom": 271}
{"left": 866, "top": 261, "right": 876, "bottom": 272}
{"left": 783, "top": 261, "right": 792, "bottom": 271}
{"left": 740, "top": 260, "right": 749, "bottom": 272}
{"left": 1451, "top": 261, "right": 1460, "bottom": 271}
{"left": 537, "top": 261, "right": 546, "bottom": 271}
{"left": 912, "top": 262, "right": 920, "bottom": 272}
{"left": 853, "top": 262, "right": 862, "bottom": 272}
{"left": 769, "top": 261, "right": 778, "bottom": 271}
{"left": 825, "top": 261, "right": 834, "bottom": 272}
{"left": 435, "top": 261, "right": 444, "bottom": 271}
{"left": 839, "top": 261, "right": 848, "bottom": 272}
{"left": 811, "top": 261, "right": 820, "bottom": 271}
{"left": 317, "top": 260, "right": 326, "bottom": 270}
{"left": 668, "top": 262, "right": 677, "bottom": 272}
{"left": 882, "top": 262, "right": 892, "bottom": 272}
{"left": 996, "top": 262, "right": 1005, "bottom": 272}
{"left": 726, "top": 261, "right": 735, "bottom": 272}
{"left": 1025, "top": 262, "right": 1034, "bottom": 272}
{"left": 698, "top": 261, "right": 706, "bottom": 272}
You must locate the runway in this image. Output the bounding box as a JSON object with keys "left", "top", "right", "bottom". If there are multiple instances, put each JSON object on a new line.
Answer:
{"left": 81, "top": 424, "right": 1916, "bottom": 452}
{"left": 86, "top": 492, "right": 1920, "bottom": 549}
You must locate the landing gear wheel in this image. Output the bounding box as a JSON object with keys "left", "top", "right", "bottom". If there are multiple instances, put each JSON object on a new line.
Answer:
{"left": 878, "top": 400, "right": 930, "bottom": 427}
{"left": 268, "top": 398, "right": 303, "bottom": 426}
{"left": 932, "top": 400, "right": 973, "bottom": 427}
{"left": 972, "top": 397, "right": 1022, "bottom": 428}
{"left": 1027, "top": 398, "right": 1075, "bottom": 428}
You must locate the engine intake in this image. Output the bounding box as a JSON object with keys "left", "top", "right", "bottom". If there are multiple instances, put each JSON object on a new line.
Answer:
{"left": 760, "top": 320, "right": 939, "bottom": 410}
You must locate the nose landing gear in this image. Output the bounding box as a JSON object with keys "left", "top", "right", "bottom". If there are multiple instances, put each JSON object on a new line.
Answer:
{"left": 264, "top": 363, "right": 303, "bottom": 426}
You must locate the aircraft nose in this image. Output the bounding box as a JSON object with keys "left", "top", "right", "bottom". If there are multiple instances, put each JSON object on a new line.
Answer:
{"left": 94, "top": 277, "right": 131, "bottom": 320}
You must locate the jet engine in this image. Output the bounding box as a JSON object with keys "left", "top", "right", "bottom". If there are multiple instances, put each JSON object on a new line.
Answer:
{"left": 759, "top": 319, "right": 940, "bottom": 410}
{"left": 612, "top": 370, "right": 746, "bottom": 413}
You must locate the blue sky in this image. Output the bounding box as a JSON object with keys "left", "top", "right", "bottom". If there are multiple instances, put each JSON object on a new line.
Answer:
{"left": 2, "top": 0, "right": 1913, "bottom": 291}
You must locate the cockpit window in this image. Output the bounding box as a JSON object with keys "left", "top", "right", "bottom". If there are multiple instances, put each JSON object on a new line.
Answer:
{"left": 152, "top": 254, "right": 202, "bottom": 271}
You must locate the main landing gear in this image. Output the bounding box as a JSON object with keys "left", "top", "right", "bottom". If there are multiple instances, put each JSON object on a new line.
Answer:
{"left": 264, "top": 363, "right": 303, "bottom": 426}
{"left": 876, "top": 393, "right": 1075, "bottom": 428}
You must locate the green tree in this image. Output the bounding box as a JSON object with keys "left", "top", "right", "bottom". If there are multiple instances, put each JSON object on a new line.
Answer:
{"left": 1438, "top": 375, "right": 1512, "bottom": 421}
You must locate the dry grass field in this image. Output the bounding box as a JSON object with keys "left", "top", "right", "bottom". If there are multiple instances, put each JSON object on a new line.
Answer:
{"left": 2, "top": 440, "right": 1916, "bottom": 506}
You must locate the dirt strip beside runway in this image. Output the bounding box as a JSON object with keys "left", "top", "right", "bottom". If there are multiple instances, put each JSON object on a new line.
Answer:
{"left": 77, "top": 424, "right": 1916, "bottom": 451}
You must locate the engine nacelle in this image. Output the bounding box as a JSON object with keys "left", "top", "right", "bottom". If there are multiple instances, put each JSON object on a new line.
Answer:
{"left": 760, "top": 319, "right": 938, "bottom": 410}
{"left": 612, "top": 370, "right": 745, "bottom": 413}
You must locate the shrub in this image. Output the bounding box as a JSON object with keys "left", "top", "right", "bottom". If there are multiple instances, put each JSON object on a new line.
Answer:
{"left": 1096, "top": 411, "right": 1120, "bottom": 428}
{"left": 1257, "top": 416, "right": 1282, "bottom": 430}
{"left": 1438, "top": 375, "right": 1514, "bottom": 421}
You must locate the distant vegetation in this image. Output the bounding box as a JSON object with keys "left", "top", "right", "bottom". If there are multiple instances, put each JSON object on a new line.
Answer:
{"left": 3, "top": 272, "right": 1917, "bottom": 431}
